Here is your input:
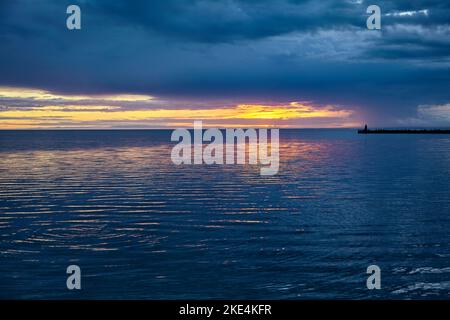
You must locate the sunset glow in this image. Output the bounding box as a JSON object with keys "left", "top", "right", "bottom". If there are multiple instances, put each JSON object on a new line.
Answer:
{"left": 0, "top": 87, "right": 358, "bottom": 129}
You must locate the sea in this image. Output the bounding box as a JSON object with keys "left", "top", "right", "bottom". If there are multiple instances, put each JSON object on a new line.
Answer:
{"left": 1, "top": 129, "right": 449, "bottom": 299}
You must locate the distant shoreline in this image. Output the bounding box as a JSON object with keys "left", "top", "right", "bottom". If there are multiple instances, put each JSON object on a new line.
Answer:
{"left": 358, "top": 129, "right": 450, "bottom": 134}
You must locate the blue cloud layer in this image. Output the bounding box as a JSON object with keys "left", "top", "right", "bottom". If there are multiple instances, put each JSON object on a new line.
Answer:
{"left": 0, "top": 0, "right": 449, "bottom": 126}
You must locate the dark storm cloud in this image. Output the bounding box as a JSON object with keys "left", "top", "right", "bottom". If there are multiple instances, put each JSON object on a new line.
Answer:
{"left": 0, "top": 0, "right": 449, "bottom": 126}
{"left": 87, "top": 0, "right": 449, "bottom": 43}
{"left": 87, "top": 0, "right": 366, "bottom": 43}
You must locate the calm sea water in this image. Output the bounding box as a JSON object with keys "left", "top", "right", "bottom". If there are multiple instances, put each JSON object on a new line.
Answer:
{"left": 1, "top": 129, "right": 450, "bottom": 299}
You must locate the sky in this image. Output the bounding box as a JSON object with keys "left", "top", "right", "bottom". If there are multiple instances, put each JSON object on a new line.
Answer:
{"left": 0, "top": 0, "right": 449, "bottom": 129}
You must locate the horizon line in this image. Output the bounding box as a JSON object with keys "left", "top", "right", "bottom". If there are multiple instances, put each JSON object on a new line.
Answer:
{"left": 2, "top": 126, "right": 450, "bottom": 131}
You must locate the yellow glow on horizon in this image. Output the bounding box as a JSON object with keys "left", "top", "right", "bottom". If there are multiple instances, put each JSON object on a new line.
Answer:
{"left": 0, "top": 87, "right": 357, "bottom": 128}
{"left": 235, "top": 103, "right": 352, "bottom": 119}
{"left": 0, "top": 104, "right": 352, "bottom": 121}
